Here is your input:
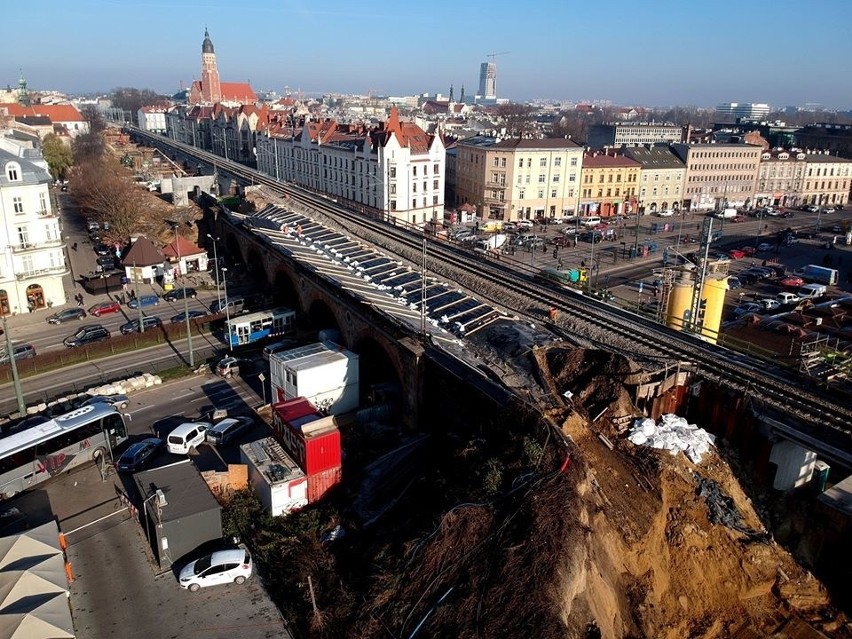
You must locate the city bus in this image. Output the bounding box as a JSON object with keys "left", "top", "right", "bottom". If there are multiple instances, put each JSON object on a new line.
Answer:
{"left": 225, "top": 307, "right": 296, "bottom": 348}
{"left": 0, "top": 403, "right": 129, "bottom": 499}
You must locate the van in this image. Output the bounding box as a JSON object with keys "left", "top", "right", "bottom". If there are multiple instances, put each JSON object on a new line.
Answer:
{"left": 798, "top": 284, "right": 827, "bottom": 300}
{"left": 166, "top": 421, "right": 211, "bottom": 455}
{"left": 581, "top": 216, "right": 602, "bottom": 227}
{"left": 262, "top": 338, "right": 299, "bottom": 361}
{"left": 205, "top": 417, "right": 252, "bottom": 446}
{"left": 211, "top": 297, "right": 245, "bottom": 315}
{"left": 0, "top": 343, "right": 37, "bottom": 365}
{"left": 715, "top": 208, "right": 738, "bottom": 219}
{"left": 179, "top": 544, "right": 252, "bottom": 592}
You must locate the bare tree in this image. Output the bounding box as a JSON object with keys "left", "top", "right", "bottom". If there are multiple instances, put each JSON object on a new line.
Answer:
{"left": 497, "top": 103, "right": 538, "bottom": 138}
{"left": 71, "top": 159, "right": 147, "bottom": 237}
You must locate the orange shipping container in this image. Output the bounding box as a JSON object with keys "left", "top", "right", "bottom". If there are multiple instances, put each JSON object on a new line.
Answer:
{"left": 307, "top": 465, "right": 341, "bottom": 504}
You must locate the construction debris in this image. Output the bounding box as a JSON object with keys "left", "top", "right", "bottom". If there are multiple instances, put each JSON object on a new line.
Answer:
{"left": 627, "top": 414, "right": 716, "bottom": 463}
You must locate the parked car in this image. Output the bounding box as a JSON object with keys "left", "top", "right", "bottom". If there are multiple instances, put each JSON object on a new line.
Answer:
{"left": 63, "top": 325, "right": 110, "bottom": 347}
{"left": 120, "top": 316, "right": 163, "bottom": 334}
{"left": 727, "top": 277, "right": 742, "bottom": 290}
{"left": 179, "top": 544, "right": 253, "bottom": 592}
{"left": 47, "top": 307, "right": 86, "bottom": 324}
{"left": 170, "top": 310, "right": 208, "bottom": 324}
{"left": 210, "top": 297, "right": 244, "bottom": 315}
{"left": 93, "top": 243, "right": 112, "bottom": 256}
{"left": 806, "top": 205, "right": 819, "bottom": 213}
{"left": 756, "top": 242, "right": 773, "bottom": 252}
{"left": 741, "top": 246, "right": 757, "bottom": 256}
{"left": 116, "top": 438, "right": 163, "bottom": 473}
{"left": 798, "top": 284, "right": 827, "bottom": 300}
{"left": 163, "top": 287, "right": 197, "bottom": 302}
{"left": 128, "top": 294, "right": 160, "bottom": 309}
{"left": 776, "top": 292, "right": 801, "bottom": 306}
{"left": 215, "top": 356, "right": 246, "bottom": 378}
{"left": 733, "top": 303, "right": 763, "bottom": 318}
{"left": 728, "top": 249, "right": 746, "bottom": 260}
{"left": 205, "top": 416, "right": 253, "bottom": 446}
{"left": 96, "top": 255, "right": 117, "bottom": 270}
{"left": 711, "top": 253, "right": 731, "bottom": 263}
{"left": 0, "top": 343, "right": 37, "bottom": 365}
{"left": 166, "top": 422, "right": 210, "bottom": 455}
{"left": 760, "top": 298, "right": 781, "bottom": 312}
{"left": 88, "top": 300, "right": 122, "bottom": 317}
{"left": 655, "top": 210, "right": 674, "bottom": 217}
{"left": 84, "top": 394, "right": 130, "bottom": 410}
{"left": 779, "top": 276, "right": 804, "bottom": 288}
{"left": 517, "top": 219, "right": 534, "bottom": 230}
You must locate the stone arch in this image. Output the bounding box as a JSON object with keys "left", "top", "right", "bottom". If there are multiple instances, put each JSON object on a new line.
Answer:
{"left": 308, "top": 298, "right": 342, "bottom": 338}
{"left": 350, "top": 334, "right": 404, "bottom": 407}
{"left": 272, "top": 269, "right": 301, "bottom": 310}
{"left": 245, "top": 248, "right": 267, "bottom": 286}
{"left": 224, "top": 233, "right": 242, "bottom": 265}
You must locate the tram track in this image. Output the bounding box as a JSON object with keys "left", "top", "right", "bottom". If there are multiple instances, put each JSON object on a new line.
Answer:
{"left": 135, "top": 130, "right": 852, "bottom": 434}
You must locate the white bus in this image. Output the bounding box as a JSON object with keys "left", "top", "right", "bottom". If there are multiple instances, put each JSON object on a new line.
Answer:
{"left": 0, "top": 404, "right": 129, "bottom": 499}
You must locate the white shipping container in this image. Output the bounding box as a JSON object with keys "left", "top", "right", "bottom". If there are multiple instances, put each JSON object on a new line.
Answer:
{"left": 270, "top": 343, "right": 359, "bottom": 415}
{"left": 239, "top": 438, "right": 308, "bottom": 517}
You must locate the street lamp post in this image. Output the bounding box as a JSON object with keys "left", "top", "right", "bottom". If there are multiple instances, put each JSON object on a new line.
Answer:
{"left": 206, "top": 234, "right": 222, "bottom": 309}
{"left": 2, "top": 314, "right": 26, "bottom": 417}
{"left": 132, "top": 261, "right": 144, "bottom": 333}
{"left": 221, "top": 267, "right": 232, "bottom": 351}
{"left": 169, "top": 223, "right": 194, "bottom": 368}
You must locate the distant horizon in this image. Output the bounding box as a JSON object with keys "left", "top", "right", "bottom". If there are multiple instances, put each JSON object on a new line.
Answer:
{"left": 3, "top": 0, "right": 851, "bottom": 110}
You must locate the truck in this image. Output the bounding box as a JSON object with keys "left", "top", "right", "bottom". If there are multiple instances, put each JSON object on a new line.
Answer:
{"left": 714, "top": 208, "right": 738, "bottom": 220}
{"left": 795, "top": 264, "right": 839, "bottom": 286}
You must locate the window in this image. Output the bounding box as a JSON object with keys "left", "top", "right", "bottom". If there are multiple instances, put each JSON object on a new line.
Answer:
{"left": 433, "top": 163, "right": 439, "bottom": 174}
{"left": 6, "top": 164, "right": 19, "bottom": 181}
{"left": 412, "top": 199, "right": 417, "bottom": 208}
{"left": 433, "top": 180, "right": 439, "bottom": 190}
{"left": 493, "top": 157, "right": 499, "bottom": 167}
{"left": 390, "top": 166, "right": 397, "bottom": 178}
{"left": 569, "top": 174, "right": 576, "bottom": 182}
{"left": 554, "top": 157, "right": 562, "bottom": 167}
{"left": 597, "top": 189, "right": 603, "bottom": 197}
{"left": 551, "top": 189, "right": 557, "bottom": 198}
{"left": 17, "top": 226, "right": 29, "bottom": 246}
{"left": 519, "top": 190, "right": 525, "bottom": 199}
{"left": 518, "top": 158, "right": 524, "bottom": 168}
{"left": 13, "top": 197, "right": 23, "bottom": 214}
{"left": 552, "top": 175, "right": 560, "bottom": 183}
{"left": 539, "top": 158, "right": 547, "bottom": 167}
{"left": 538, "top": 174, "right": 546, "bottom": 183}
{"left": 423, "top": 181, "right": 427, "bottom": 192}
{"left": 537, "top": 189, "right": 544, "bottom": 198}
{"left": 413, "top": 166, "right": 418, "bottom": 177}
{"left": 500, "top": 158, "right": 506, "bottom": 168}
{"left": 412, "top": 183, "right": 417, "bottom": 193}
{"left": 615, "top": 188, "right": 620, "bottom": 196}
{"left": 606, "top": 188, "right": 611, "bottom": 197}
{"left": 433, "top": 195, "right": 438, "bottom": 205}
{"left": 390, "top": 200, "right": 397, "bottom": 211}
{"left": 527, "top": 159, "right": 532, "bottom": 168}
{"left": 570, "top": 157, "right": 577, "bottom": 167}
{"left": 39, "top": 192, "right": 48, "bottom": 213}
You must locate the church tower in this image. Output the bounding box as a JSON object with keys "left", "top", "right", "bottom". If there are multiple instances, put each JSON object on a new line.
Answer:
{"left": 200, "top": 28, "right": 222, "bottom": 103}
{"left": 17, "top": 70, "right": 30, "bottom": 107}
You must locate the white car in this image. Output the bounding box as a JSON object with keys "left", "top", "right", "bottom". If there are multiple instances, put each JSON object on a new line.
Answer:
{"left": 166, "top": 422, "right": 210, "bottom": 455}
{"left": 517, "top": 219, "right": 534, "bottom": 230}
{"left": 179, "top": 544, "right": 252, "bottom": 592}
{"left": 656, "top": 210, "right": 674, "bottom": 217}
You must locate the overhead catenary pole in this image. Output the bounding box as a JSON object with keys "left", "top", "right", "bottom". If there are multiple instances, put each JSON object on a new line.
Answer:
{"left": 171, "top": 223, "right": 195, "bottom": 368}
{"left": 207, "top": 234, "right": 222, "bottom": 309}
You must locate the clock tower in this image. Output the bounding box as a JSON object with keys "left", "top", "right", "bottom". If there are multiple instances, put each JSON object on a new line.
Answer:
{"left": 200, "top": 28, "right": 222, "bottom": 103}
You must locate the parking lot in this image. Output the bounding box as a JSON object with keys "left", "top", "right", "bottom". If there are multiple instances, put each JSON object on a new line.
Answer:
{"left": 0, "top": 376, "right": 291, "bottom": 639}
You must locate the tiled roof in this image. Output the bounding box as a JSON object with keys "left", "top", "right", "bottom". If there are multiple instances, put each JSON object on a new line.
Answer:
{"left": 220, "top": 82, "right": 257, "bottom": 103}
{"left": 622, "top": 146, "right": 685, "bottom": 170}
{"left": 0, "top": 103, "right": 84, "bottom": 122}
{"left": 121, "top": 237, "right": 164, "bottom": 267}
{"left": 162, "top": 235, "right": 205, "bottom": 259}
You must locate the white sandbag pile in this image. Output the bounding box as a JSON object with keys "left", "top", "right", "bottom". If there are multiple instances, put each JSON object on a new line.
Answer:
{"left": 627, "top": 413, "right": 716, "bottom": 463}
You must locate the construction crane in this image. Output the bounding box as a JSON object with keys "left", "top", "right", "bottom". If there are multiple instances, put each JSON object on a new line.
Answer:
{"left": 486, "top": 51, "right": 510, "bottom": 63}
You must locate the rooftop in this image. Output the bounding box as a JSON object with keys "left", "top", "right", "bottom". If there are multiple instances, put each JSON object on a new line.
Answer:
{"left": 134, "top": 459, "right": 221, "bottom": 523}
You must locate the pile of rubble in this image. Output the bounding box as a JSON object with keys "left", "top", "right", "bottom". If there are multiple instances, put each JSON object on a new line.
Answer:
{"left": 627, "top": 413, "right": 716, "bottom": 463}
{"left": 24, "top": 373, "right": 161, "bottom": 415}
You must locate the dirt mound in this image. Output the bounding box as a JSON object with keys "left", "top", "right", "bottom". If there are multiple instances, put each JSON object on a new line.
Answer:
{"left": 535, "top": 346, "right": 849, "bottom": 638}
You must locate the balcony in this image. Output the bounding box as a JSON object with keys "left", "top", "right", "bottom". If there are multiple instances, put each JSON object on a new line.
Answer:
{"left": 9, "top": 239, "right": 66, "bottom": 254}
{"left": 37, "top": 209, "right": 59, "bottom": 218}
{"left": 16, "top": 265, "right": 70, "bottom": 281}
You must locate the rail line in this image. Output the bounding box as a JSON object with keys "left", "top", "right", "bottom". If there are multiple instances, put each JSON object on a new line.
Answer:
{"left": 133, "top": 129, "right": 852, "bottom": 435}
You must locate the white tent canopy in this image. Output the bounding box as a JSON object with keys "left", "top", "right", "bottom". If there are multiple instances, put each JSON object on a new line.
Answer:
{"left": 0, "top": 522, "right": 74, "bottom": 639}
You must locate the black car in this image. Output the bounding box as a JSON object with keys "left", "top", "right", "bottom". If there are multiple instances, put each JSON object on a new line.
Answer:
{"left": 116, "top": 438, "right": 163, "bottom": 473}
{"left": 93, "top": 243, "right": 112, "bottom": 256}
{"left": 96, "top": 255, "right": 117, "bottom": 270}
{"left": 163, "top": 287, "right": 197, "bottom": 302}
{"left": 63, "top": 325, "right": 111, "bottom": 347}
{"left": 120, "top": 316, "right": 163, "bottom": 334}
{"left": 47, "top": 308, "right": 86, "bottom": 324}
{"left": 170, "top": 310, "right": 208, "bottom": 324}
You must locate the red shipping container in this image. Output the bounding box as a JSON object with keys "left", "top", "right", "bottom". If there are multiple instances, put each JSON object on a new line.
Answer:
{"left": 307, "top": 465, "right": 341, "bottom": 504}
{"left": 272, "top": 399, "right": 341, "bottom": 475}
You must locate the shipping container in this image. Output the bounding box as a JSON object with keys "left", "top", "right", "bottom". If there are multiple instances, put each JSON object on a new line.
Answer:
{"left": 272, "top": 400, "right": 342, "bottom": 474}
{"left": 269, "top": 342, "right": 360, "bottom": 415}
{"left": 307, "top": 465, "right": 342, "bottom": 503}
{"left": 239, "top": 438, "right": 308, "bottom": 517}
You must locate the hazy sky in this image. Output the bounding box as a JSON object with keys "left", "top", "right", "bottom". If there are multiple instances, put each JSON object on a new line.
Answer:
{"left": 3, "top": 0, "right": 851, "bottom": 108}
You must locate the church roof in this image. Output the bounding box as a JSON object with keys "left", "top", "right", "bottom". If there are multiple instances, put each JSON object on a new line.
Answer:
{"left": 202, "top": 29, "right": 214, "bottom": 54}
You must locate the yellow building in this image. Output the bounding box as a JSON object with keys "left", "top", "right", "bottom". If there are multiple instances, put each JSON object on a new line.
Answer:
{"left": 452, "top": 136, "right": 583, "bottom": 221}
{"left": 802, "top": 153, "right": 851, "bottom": 207}
{"left": 578, "top": 151, "right": 641, "bottom": 217}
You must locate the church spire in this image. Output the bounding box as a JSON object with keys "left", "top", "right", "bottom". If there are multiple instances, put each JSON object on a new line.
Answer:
{"left": 17, "top": 69, "right": 30, "bottom": 107}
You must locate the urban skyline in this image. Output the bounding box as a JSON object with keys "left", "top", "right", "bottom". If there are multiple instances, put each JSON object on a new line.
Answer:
{"left": 2, "top": 0, "right": 852, "bottom": 109}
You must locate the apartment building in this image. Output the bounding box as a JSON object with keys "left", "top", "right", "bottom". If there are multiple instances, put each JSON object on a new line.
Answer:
{"left": 622, "top": 146, "right": 686, "bottom": 214}
{"left": 0, "top": 143, "right": 68, "bottom": 315}
{"left": 257, "top": 106, "right": 445, "bottom": 225}
{"left": 755, "top": 149, "right": 807, "bottom": 208}
{"left": 578, "top": 152, "right": 641, "bottom": 217}
{"left": 671, "top": 143, "right": 762, "bottom": 211}
{"left": 587, "top": 123, "right": 684, "bottom": 149}
{"left": 452, "top": 137, "right": 583, "bottom": 221}
{"left": 801, "top": 153, "right": 851, "bottom": 207}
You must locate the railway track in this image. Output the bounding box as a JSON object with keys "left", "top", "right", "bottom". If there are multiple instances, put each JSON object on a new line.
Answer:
{"left": 134, "top": 130, "right": 852, "bottom": 435}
